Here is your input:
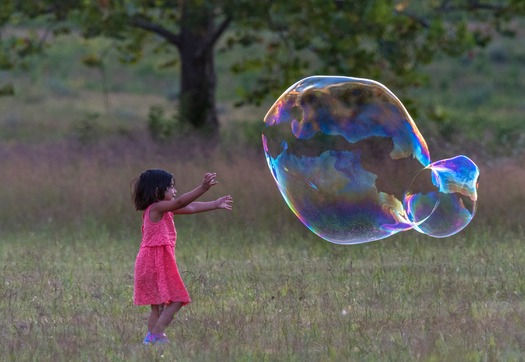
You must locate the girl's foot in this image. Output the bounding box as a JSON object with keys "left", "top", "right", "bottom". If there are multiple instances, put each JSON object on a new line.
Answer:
{"left": 143, "top": 332, "right": 169, "bottom": 345}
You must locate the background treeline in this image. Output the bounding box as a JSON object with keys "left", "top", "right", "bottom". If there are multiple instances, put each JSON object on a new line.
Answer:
{"left": 2, "top": 0, "right": 525, "bottom": 143}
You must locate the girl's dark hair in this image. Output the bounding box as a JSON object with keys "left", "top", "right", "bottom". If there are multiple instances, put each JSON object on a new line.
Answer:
{"left": 132, "top": 169, "right": 174, "bottom": 210}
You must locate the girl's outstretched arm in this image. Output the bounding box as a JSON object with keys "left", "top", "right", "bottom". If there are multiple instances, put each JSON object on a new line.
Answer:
{"left": 150, "top": 173, "right": 217, "bottom": 220}
{"left": 174, "top": 195, "right": 233, "bottom": 214}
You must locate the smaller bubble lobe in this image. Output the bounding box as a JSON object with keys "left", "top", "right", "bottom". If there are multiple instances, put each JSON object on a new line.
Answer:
{"left": 262, "top": 76, "right": 479, "bottom": 244}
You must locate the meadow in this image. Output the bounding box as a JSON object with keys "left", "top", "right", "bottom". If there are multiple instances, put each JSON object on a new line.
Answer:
{"left": 1, "top": 32, "right": 525, "bottom": 361}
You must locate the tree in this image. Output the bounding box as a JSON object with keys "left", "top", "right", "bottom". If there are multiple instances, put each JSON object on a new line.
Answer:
{"left": 1, "top": 0, "right": 524, "bottom": 137}
{"left": 230, "top": 0, "right": 525, "bottom": 105}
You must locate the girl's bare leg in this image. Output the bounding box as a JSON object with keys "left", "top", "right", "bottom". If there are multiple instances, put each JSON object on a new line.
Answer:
{"left": 147, "top": 304, "right": 163, "bottom": 332}
{"left": 150, "top": 302, "right": 182, "bottom": 335}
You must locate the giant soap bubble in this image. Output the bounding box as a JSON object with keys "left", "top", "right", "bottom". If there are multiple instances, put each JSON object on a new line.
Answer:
{"left": 262, "top": 76, "right": 479, "bottom": 244}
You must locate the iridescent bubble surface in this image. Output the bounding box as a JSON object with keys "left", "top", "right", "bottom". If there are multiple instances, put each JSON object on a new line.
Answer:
{"left": 404, "top": 156, "right": 479, "bottom": 238}
{"left": 262, "top": 76, "right": 479, "bottom": 244}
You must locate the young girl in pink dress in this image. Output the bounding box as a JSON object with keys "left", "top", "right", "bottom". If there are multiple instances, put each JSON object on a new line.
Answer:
{"left": 131, "top": 169, "right": 233, "bottom": 345}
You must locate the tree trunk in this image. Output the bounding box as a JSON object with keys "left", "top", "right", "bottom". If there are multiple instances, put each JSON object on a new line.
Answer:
{"left": 178, "top": 4, "right": 219, "bottom": 137}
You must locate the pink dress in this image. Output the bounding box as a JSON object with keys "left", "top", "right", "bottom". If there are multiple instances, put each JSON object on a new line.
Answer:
{"left": 133, "top": 204, "right": 191, "bottom": 306}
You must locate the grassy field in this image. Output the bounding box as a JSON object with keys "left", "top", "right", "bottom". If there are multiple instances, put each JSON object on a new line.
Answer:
{"left": 0, "top": 138, "right": 524, "bottom": 361}
{"left": 1, "top": 31, "right": 525, "bottom": 361}
{"left": 1, "top": 209, "right": 525, "bottom": 361}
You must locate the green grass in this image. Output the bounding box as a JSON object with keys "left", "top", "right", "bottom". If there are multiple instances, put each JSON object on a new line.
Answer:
{"left": 2, "top": 226, "right": 525, "bottom": 361}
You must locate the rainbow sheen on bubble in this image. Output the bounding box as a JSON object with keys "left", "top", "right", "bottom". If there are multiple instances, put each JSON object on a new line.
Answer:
{"left": 404, "top": 155, "right": 479, "bottom": 238}
{"left": 262, "top": 76, "right": 479, "bottom": 244}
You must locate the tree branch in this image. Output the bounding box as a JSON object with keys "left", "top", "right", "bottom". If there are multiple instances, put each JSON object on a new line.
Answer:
{"left": 196, "top": 16, "right": 232, "bottom": 58}
{"left": 395, "top": 1, "right": 511, "bottom": 29}
{"left": 395, "top": 10, "right": 430, "bottom": 28}
{"left": 130, "top": 16, "right": 181, "bottom": 47}
{"left": 439, "top": 0, "right": 508, "bottom": 14}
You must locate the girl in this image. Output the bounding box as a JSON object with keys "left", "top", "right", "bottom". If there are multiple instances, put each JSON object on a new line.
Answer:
{"left": 131, "top": 169, "right": 233, "bottom": 345}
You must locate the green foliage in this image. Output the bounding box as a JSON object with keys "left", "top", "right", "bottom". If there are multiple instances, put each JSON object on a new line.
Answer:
{"left": 408, "top": 31, "right": 525, "bottom": 157}
{"left": 81, "top": 53, "right": 103, "bottom": 68}
{"left": 2, "top": 0, "right": 525, "bottom": 133}
{"left": 0, "top": 82, "right": 14, "bottom": 96}
{"left": 73, "top": 112, "right": 101, "bottom": 144}
{"left": 147, "top": 103, "right": 199, "bottom": 141}
{"left": 147, "top": 104, "right": 176, "bottom": 141}
{"left": 226, "top": 0, "right": 525, "bottom": 103}
{"left": 1, "top": 26, "right": 524, "bottom": 154}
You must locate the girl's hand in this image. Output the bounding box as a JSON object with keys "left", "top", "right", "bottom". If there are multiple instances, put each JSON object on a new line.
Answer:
{"left": 216, "top": 195, "right": 233, "bottom": 210}
{"left": 202, "top": 172, "right": 218, "bottom": 190}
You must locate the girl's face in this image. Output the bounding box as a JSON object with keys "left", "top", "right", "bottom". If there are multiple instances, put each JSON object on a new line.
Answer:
{"left": 162, "top": 179, "right": 177, "bottom": 201}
